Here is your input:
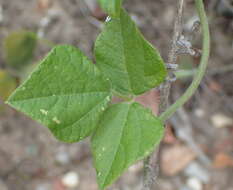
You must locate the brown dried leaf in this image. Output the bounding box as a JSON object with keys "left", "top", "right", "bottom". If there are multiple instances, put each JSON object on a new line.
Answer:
{"left": 53, "top": 178, "right": 66, "bottom": 190}
{"left": 37, "top": 0, "right": 52, "bottom": 11}
{"left": 213, "top": 153, "right": 233, "bottom": 169}
{"left": 208, "top": 80, "right": 222, "bottom": 92}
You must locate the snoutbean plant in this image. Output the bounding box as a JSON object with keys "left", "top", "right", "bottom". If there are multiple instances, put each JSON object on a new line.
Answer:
{"left": 6, "top": 0, "right": 210, "bottom": 189}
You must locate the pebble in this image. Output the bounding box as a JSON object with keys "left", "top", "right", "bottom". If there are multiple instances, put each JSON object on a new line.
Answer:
{"left": 62, "top": 171, "right": 79, "bottom": 188}
{"left": 35, "top": 183, "right": 51, "bottom": 190}
{"left": 0, "top": 179, "right": 8, "bottom": 190}
{"left": 187, "top": 177, "right": 203, "bottom": 190}
{"left": 55, "top": 151, "right": 70, "bottom": 165}
{"left": 180, "top": 186, "right": 192, "bottom": 190}
{"left": 194, "top": 108, "right": 205, "bottom": 118}
{"left": 184, "top": 162, "right": 210, "bottom": 183}
{"left": 211, "top": 113, "right": 233, "bottom": 128}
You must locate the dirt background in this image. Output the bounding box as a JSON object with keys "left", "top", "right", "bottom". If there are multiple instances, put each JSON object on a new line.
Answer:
{"left": 0, "top": 0, "right": 233, "bottom": 190}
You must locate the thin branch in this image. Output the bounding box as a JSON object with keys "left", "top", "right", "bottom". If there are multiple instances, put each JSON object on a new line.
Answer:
{"left": 158, "top": 0, "right": 185, "bottom": 115}
{"left": 168, "top": 0, "right": 185, "bottom": 65}
{"left": 142, "top": 1, "right": 185, "bottom": 190}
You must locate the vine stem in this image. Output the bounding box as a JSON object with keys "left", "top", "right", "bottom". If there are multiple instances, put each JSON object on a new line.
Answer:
{"left": 159, "top": 0, "right": 210, "bottom": 122}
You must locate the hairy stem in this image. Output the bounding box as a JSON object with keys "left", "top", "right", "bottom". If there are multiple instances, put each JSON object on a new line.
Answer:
{"left": 159, "top": 0, "right": 210, "bottom": 122}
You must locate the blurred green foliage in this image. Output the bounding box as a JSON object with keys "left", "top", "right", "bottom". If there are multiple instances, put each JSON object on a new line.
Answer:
{"left": 0, "top": 69, "right": 17, "bottom": 101}
{"left": 4, "top": 30, "right": 37, "bottom": 69}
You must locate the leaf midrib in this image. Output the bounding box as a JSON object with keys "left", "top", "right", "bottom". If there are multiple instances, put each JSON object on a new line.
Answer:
{"left": 102, "top": 104, "right": 130, "bottom": 187}
{"left": 118, "top": 11, "right": 146, "bottom": 94}
{"left": 118, "top": 16, "right": 134, "bottom": 94}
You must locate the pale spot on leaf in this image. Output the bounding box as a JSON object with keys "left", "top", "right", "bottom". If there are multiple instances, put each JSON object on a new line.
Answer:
{"left": 40, "top": 109, "right": 48, "bottom": 115}
{"left": 106, "top": 96, "right": 111, "bottom": 101}
{"left": 53, "top": 116, "right": 61, "bottom": 124}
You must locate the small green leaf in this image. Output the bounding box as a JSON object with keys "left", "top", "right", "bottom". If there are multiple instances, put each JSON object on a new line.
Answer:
{"left": 95, "top": 9, "right": 167, "bottom": 96}
{"left": 98, "top": 0, "right": 123, "bottom": 18}
{"left": 7, "top": 45, "right": 111, "bottom": 142}
{"left": 91, "top": 102, "right": 164, "bottom": 189}
{"left": 4, "top": 30, "right": 37, "bottom": 69}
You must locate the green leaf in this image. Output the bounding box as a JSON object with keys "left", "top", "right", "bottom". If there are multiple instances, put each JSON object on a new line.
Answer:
{"left": 4, "top": 30, "right": 37, "bottom": 69}
{"left": 91, "top": 102, "right": 164, "bottom": 189}
{"left": 7, "top": 45, "right": 111, "bottom": 142}
{"left": 98, "top": 0, "right": 123, "bottom": 18}
{"left": 95, "top": 9, "right": 167, "bottom": 96}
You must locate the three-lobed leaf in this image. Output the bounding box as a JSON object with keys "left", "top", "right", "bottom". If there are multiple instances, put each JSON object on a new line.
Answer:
{"left": 7, "top": 45, "right": 111, "bottom": 142}
{"left": 91, "top": 102, "right": 164, "bottom": 189}
{"left": 95, "top": 9, "right": 167, "bottom": 96}
{"left": 4, "top": 30, "right": 37, "bottom": 69}
{"left": 6, "top": 5, "right": 167, "bottom": 190}
{"left": 98, "top": 0, "right": 123, "bottom": 18}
